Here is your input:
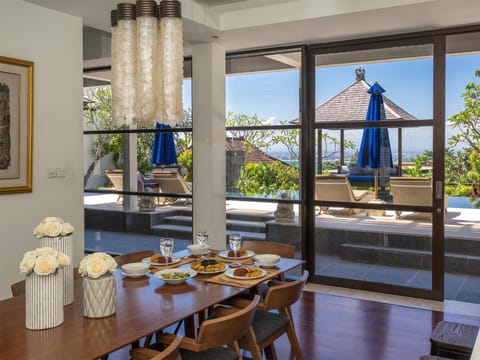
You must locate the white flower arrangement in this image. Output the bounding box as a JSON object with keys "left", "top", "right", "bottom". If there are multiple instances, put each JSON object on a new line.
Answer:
{"left": 19, "top": 247, "right": 71, "bottom": 276}
{"left": 33, "top": 217, "right": 74, "bottom": 238}
{"left": 78, "top": 252, "right": 117, "bottom": 279}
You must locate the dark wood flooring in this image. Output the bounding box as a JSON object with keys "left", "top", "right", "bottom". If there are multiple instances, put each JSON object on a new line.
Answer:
{"left": 109, "top": 290, "right": 480, "bottom": 360}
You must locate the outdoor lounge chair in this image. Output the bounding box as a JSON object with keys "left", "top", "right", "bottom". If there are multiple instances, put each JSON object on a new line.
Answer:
{"left": 390, "top": 176, "right": 447, "bottom": 218}
{"left": 315, "top": 175, "right": 374, "bottom": 215}
{"left": 150, "top": 170, "right": 192, "bottom": 204}
{"left": 105, "top": 169, "right": 159, "bottom": 203}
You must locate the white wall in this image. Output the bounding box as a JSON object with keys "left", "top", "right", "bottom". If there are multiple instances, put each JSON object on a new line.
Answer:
{"left": 0, "top": 0, "right": 84, "bottom": 300}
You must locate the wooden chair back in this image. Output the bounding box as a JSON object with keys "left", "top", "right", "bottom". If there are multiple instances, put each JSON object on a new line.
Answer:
{"left": 262, "top": 270, "right": 309, "bottom": 311}
{"left": 196, "top": 295, "right": 260, "bottom": 348}
{"left": 115, "top": 250, "right": 154, "bottom": 267}
{"left": 243, "top": 240, "right": 295, "bottom": 259}
{"left": 130, "top": 335, "right": 183, "bottom": 360}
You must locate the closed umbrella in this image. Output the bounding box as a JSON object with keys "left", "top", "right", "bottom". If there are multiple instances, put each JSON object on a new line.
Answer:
{"left": 151, "top": 123, "right": 177, "bottom": 166}
{"left": 357, "top": 82, "right": 393, "bottom": 199}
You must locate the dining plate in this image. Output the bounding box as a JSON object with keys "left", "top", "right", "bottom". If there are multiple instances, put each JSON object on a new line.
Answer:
{"left": 142, "top": 256, "right": 182, "bottom": 266}
{"left": 121, "top": 271, "right": 148, "bottom": 278}
{"left": 191, "top": 267, "right": 226, "bottom": 275}
{"left": 188, "top": 249, "right": 211, "bottom": 256}
{"left": 224, "top": 267, "right": 267, "bottom": 280}
{"left": 154, "top": 268, "right": 197, "bottom": 285}
{"left": 218, "top": 250, "right": 255, "bottom": 260}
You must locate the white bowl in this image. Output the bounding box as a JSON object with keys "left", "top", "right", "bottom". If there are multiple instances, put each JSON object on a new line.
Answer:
{"left": 121, "top": 262, "right": 149, "bottom": 276}
{"left": 154, "top": 268, "right": 197, "bottom": 285}
{"left": 255, "top": 254, "right": 280, "bottom": 267}
{"left": 187, "top": 244, "right": 210, "bottom": 255}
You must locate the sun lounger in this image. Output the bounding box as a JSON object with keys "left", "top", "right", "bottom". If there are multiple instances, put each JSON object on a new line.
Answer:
{"left": 149, "top": 170, "right": 192, "bottom": 204}
{"left": 315, "top": 175, "right": 374, "bottom": 215}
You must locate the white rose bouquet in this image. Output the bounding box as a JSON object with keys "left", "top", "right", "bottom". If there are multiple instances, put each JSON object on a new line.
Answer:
{"left": 33, "top": 217, "right": 74, "bottom": 237}
{"left": 78, "top": 252, "right": 117, "bottom": 279}
{"left": 19, "top": 247, "right": 71, "bottom": 276}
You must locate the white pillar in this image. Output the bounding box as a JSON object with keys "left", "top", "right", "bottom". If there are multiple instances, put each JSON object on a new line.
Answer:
{"left": 192, "top": 43, "right": 226, "bottom": 250}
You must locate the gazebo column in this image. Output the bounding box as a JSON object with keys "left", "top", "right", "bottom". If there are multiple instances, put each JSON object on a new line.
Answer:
{"left": 192, "top": 43, "right": 226, "bottom": 250}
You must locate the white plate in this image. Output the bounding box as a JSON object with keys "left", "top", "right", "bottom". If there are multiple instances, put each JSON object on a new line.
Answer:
{"left": 254, "top": 262, "right": 278, "bottom": 269}
{"left": 142, "top": 256, "right": 182, "bottom": 266}
{"left": 218, "top": 250, "right": 255, "bottom": 260}
{"left": 188, "top": 249, "right": 211, "bottom": 256}
{"left": 224, "top": 267, "right": 267, "bottom": 280}
{"left": 121, "top": 271, "right": 148, "bottom": 278}
{"left": 154, "top": 268, "right": 197, "bottom": 285}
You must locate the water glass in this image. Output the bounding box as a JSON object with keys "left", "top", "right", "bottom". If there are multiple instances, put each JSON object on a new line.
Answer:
{"left": 228, "top": 234, "right": 242, "bottom": 267}
{"left": 159, "top": 238, "right": 174, "bottom": 268}
{"left": 196, "top": 231, "right": 208, "bottom": 250}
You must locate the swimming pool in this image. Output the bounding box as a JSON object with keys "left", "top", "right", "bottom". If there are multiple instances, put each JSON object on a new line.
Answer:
{"left": 448, "top": 196, "right": 479, "bottom": 209}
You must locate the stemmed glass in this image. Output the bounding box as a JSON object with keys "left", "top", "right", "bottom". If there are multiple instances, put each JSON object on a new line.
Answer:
{"left": 159, "top": 238, "right": 174, "bottom": 269}
{"left": 196, "top": 231, "right": 209, "bottom": 255}
{"left": 228, "top": 234, "right": 242, "bottom": 268}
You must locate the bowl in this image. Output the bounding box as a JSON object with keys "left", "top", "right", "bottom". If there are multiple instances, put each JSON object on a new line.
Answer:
{"left": 255, "top": 254, "right": 280, "bottom": 268}
{"left": 121, "top": 262, "right": 149, "bottom": 276}
{"left": 154, "top": 268, "right": 197, "bottom": 285}
{"left": 187, "top": 244, "right": 211, "bottom": 255}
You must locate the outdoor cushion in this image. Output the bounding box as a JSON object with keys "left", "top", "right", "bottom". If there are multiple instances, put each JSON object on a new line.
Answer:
{"left": 252, "top": 310, "right": 289, "bottom": 344}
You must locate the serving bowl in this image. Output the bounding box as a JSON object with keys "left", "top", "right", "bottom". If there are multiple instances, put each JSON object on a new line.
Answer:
{"left": 254, "top": 254, "right": 280, "bottom": 268}
{"left": 154, "top": 268, "right": 197, "bottom": 285}
{"left": 187, "top": 244, "right": 211, "bottom": 255}
{"left": 121, "top": 262, "right": 149, "bottom": 277}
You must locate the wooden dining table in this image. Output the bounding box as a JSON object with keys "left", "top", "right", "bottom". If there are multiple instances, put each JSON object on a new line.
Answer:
{"left": 0, "top": 253, "right": 304, "bottom": 360}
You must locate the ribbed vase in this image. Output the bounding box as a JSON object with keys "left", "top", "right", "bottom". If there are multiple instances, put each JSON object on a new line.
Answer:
{"left": 83, "top": 274, "right": 116, "bottom": 318}
{"left": 40, "top": 235, "right": 73, "bottom": 305}
{"left": 25, "top": 272, "right": 64, "bottom": 330}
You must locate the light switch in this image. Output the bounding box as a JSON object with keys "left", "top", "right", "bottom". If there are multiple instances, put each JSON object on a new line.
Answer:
{"left": 56, "top": 168, "right": 67, "bottom": 178}
{"left": 47, "top": 168, "right": 57, "bottom": 178}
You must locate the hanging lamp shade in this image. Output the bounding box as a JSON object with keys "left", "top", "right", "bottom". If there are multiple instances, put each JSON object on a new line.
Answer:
{"left": 110, "top": 0, "right": 184, "bottom": 127}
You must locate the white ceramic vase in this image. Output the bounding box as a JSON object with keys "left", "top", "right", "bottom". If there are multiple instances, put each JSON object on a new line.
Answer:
{"left": 83, "top": 274, "right": 116, "bottom": 318}
{"left": 25, "top": 271, "right": 64, "bottom": 330}
{"left": 40, "top": 235, "right": 74, "bottom": 305}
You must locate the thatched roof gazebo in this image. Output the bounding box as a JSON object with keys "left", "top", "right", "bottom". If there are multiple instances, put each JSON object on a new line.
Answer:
{"left": 308, "top": 68, "right": 417, "bottom": 174}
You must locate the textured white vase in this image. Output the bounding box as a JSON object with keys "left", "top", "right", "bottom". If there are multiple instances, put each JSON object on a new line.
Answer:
{"left": 25, "top": 272, "right": 64, "bottom": 330}
{"left": 83, "top": 274, "right": 116, "bottom": 318}
{"left": 40, "top": 235, "right": 74, "bottom": 305}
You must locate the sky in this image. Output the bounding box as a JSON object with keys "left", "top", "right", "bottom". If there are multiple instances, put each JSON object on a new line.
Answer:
{"left": 182, "top": 52, "right": 479, "bottom": 156}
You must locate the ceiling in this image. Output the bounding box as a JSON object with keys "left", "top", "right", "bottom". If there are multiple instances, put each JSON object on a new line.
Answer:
{"left": 23, "top": 0, "right": 480, "bottom": 55}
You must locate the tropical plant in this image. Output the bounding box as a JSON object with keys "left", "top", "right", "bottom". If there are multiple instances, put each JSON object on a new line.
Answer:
{"left": 177, "top": 149, "right": 192, "bottom": 182}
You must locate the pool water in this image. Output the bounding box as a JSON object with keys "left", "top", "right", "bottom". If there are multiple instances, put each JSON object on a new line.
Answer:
{"left": 448, "top": 196, "right": 478, "bottom": 209}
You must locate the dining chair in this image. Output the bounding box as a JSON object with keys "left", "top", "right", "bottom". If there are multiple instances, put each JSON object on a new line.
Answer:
{"left": 131, "top": 295, "right": 261, "bottom": 360}
{"left": 242, "top": 240, "right": 295, "bottom": 259}
{"left": 130, "top": 335, "right": 183, "bottom": 360}
{"left": 11, "top": 267, "right": 82, "bottom": 297}
{"left": 231, "top": 270, "right": 309, "bottom": 360}
{"left": 114, "top": 250, "right": 154, "bottom": 267}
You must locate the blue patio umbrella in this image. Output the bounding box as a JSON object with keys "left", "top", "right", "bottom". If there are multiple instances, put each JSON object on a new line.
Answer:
{"left": 151, "top": 122, "right": 177, "bottom": 166}
{"left": 357, "top": 82, "right": 393, "bottom": 199}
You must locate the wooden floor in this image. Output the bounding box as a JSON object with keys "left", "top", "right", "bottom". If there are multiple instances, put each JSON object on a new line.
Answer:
{"left": 109, "top": 290, "right": 480, "bottom": 360}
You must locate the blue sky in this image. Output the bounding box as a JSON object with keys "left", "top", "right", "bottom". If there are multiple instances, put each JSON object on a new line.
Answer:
{"left": 183, "top": 53, "right": 479, "bottom": 155}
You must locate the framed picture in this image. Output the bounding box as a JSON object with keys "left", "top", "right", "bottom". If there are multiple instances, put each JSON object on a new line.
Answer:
{"left": 0, "top": 56, "right": 33, "bottom": 194}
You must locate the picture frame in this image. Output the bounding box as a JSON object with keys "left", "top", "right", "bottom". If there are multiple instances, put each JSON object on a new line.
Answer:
{"left": 0, "top": 56, "right": 33, "bottom": 194}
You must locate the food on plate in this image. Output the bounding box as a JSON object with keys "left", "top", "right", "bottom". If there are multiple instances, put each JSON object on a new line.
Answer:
{"left": 227, "top": 249, "right": 248, "bottom": 257}
{"left": 159, "top": 271, "right": 190, "bottom": 280}
{"left": 232, "top": 267, "right": 263, "bottom": 278}
{"left": 191, "top": 259, "right": 226, "bottom": 272}
{"left": 151, "top": 254, "right": 172, "bottom": 263}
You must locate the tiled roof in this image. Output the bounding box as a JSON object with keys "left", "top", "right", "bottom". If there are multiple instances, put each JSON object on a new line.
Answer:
{"left": 291, "top": 79, "right": 417, "bottom": 123}
{"left": 226, "top": 137, "right": 287, "bottom": 165}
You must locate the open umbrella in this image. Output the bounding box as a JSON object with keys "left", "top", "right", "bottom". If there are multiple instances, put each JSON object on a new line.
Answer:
{"left": 151, "top": 122, "right": 177, "bottom": 166}
{"left": 357, "top": 82, "right": 393, "bottom": 199}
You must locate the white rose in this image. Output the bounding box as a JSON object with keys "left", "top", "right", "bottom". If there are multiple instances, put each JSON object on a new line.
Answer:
{"left": 61, "top": 222, "right": 74, "bottom": 236}
{"left": 33, "top": 224, "right": 43, "bottom": 237}
{"left": 19, "top": 253, "right": 36, "bottom": 274}
{"left": 36, "top": 247, "right": 56, "bottom": 257}
{"left": 41, "top": 222, "right": 63, "bottom": 237}
{"left": 57, "top": 252, "right": 71, "bottom": 267}
{"left": 42, "top": 217, "right": 63, "bottom": 224}
{"left": 34, "top": 255, "right": 59, "bottom": 275}
{"left": 85, "top": 258, "right": 108, "bottom": 279}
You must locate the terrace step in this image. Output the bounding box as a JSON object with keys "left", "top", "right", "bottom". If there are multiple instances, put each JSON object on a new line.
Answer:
{"left": 227, "top": 212, "right": 275, "bottom": 222}
{"left": 339, "top": 243, "right": 480, "bottom": 275}
{"left": 159, "top": 215, "right": 267, "bottom": 233}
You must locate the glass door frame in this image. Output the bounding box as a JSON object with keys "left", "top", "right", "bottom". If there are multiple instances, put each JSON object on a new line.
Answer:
{"left": 304, "top": 35, "right": 446, "bottom": 301}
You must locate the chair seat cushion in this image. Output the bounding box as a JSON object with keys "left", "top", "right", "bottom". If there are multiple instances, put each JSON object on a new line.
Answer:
{"left": 252, "top": 310, "right": 289, "bottom": 344}
{"left": 430, "top": 321, "right": 478, "bottom": 354}
{"left": 180, "top": 347, "right": 238, "bottom": 360}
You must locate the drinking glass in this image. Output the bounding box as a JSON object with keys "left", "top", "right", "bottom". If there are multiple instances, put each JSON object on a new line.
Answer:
{"left": 159, "top": 238, "right": 174, "bottom": 269}
{"left": 196, "top": 231, "right": 208, "bottom": 251}
{"left": 228, "top": 234, "right": 242, "bottom": 268}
